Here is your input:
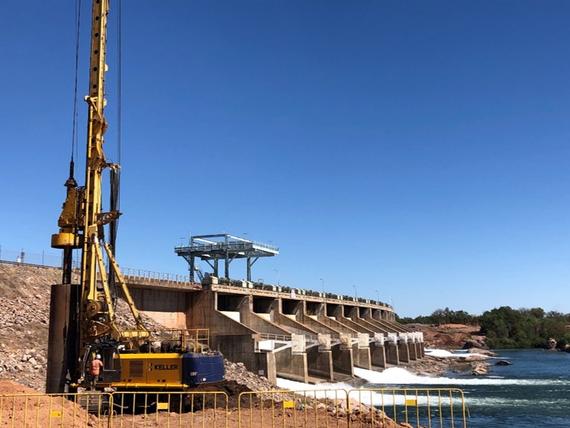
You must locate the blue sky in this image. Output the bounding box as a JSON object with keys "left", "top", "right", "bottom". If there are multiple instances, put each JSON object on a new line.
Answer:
{"left": 1, "top": 1, "right": 570, "bottom": 316}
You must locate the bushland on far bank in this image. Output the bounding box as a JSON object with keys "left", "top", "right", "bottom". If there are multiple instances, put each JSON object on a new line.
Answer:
{"left": 398, "top": 307, "right": 478, "bottom": 326}
{"left": 398, "top": 306, "right": 570, "bottom": 349}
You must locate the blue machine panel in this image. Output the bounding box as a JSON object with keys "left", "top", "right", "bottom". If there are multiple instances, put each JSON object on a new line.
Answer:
{"left": 182, "top": 352, "right": 225, "bottom": 385}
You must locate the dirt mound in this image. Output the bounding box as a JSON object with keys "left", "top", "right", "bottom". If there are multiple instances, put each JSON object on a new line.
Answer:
{"left": 0, "top": 263, "right": 61, "bottom": 298}
{"left": 0, "top": 263, "right": 55, "bottom": 390}
{"left": 0, "top": 263, "right": 180, "bottom": 391}
{"left": 0, "top": 380, "right": 100, "bottom": 427}
{"left": 0, "top": 379, "right": 38, "bottom": 394}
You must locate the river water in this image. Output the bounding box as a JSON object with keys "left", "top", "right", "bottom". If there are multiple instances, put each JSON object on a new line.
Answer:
{"left": 277, "top": 349, "right": 570, "bottom": 427}
{"left": 454, "top": 349, "right": 570, "bottom": 427}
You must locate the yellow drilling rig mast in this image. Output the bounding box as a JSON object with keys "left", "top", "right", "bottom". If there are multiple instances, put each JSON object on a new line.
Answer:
{"left": 47, "top": 0, "right": 148, "bottom": 393}
{"left": 47, "top": 0, "right": 224, "bottom": 393}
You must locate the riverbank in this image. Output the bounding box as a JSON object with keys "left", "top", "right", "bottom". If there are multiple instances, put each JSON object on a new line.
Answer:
{"left": 406, "top": 347, "right": 493, "bottom": 377}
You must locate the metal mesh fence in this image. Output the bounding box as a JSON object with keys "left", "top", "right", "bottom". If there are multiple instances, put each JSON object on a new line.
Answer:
{"left": 0, "top": 388, "right": 468, "bottom": 427}
{"left": 0, "top": 247, "right": 67, "bottom": 268}
{"left": 0, "top": 246, "right": 190, "bottom": 283}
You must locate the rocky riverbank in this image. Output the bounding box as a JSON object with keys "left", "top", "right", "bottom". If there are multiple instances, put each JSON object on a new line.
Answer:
{"left": 406, "top": 322, "right": 486, "bottom": 349}
{"left": 406, "top": 353, "right": 492, "bottom": 377}
{"left": 405, "top": 344, "right": 496, "bottom": 377}
{"left": 397, "top": 322, "right": 496, "bottom": 376}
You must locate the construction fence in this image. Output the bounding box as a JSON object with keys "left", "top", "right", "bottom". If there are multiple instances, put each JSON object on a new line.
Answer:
{"left": 0, "top": 387, "right": 468, "bottom": 427}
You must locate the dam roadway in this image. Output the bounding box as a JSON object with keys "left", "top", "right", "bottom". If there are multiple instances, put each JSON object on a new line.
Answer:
{"left": 124, "top": 272, "right": 425, "bottom": 384}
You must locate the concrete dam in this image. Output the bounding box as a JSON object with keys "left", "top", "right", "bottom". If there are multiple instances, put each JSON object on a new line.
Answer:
{"left": 123, "top": 233, "right": 426, "bottom": 384}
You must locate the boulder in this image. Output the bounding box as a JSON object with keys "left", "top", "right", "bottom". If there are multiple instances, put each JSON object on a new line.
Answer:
{"left": 471, "top": 362, "right": 488, "bottom": 376}
{"left": 495, "top": 360, "right": 512, "bottom": 366}
{"left": 463, "top": 339, "right": 488, "bottom": 350}
{"left": 467, "top": 347, "right": 496, "bottom": 356}
{"left": 546, "top": 338, "right": 557, "bottom": 350}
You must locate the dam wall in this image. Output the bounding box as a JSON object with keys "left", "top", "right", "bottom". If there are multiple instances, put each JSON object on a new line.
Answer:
{"left": 126, "top": 274, "right": 425, "bottom": 384}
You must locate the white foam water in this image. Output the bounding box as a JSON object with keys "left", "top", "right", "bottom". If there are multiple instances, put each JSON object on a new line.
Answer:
{"left": 277, "top": 367, "right": 570, "bottom": 394}
{"left": 277, "top": 357, "right": 570, "bottom": 411}
{"left": 425, "top": 348, "right": 492, "bottom": 359}
{"left": 275, "top": 378, "right": 353, "bottom": 401}
{"left": 353, "top": 367, "right": 570, "bottom": 386}
{"left": 275, "top": 376, "right": 463, "bottom": 406}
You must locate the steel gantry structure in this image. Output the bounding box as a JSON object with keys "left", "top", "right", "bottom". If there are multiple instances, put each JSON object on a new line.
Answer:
{"left": 175, "top": 234, "right": 279, "bottom": 282}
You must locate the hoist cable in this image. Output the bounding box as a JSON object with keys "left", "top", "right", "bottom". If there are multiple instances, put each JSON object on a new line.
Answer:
{"left": 71, "top": 0, "right": 82, "bottom": 162}
{"left": 116, "top": 0, "right": 122, "bottom": 166}
{"left": 109, "top": 0, "right": 123, "bottom": 298}
{"left": 114, "top": 0, "right": 122, "bottom": 217}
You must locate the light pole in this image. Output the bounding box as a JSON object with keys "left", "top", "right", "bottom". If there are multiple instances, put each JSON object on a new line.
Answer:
{"left": 375, "top": 289, "right": 380, "bottom": 304}
{"left": 352, "top": 284, "right": 357, "bottom": 301}
{"left": 273, "top": 268, "right": 280, "bottom": 285}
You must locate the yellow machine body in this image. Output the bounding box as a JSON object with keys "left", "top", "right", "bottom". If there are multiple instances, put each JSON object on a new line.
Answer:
{"left": 105, "top": 353, "right": 186, "bottom": 389}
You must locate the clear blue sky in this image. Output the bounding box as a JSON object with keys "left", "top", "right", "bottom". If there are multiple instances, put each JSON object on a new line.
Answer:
{"left": 2, "top": 1, "right": 569, "bottom": 317}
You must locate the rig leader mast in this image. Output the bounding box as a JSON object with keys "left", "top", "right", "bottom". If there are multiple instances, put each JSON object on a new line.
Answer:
{"left": 47, "top": 0, "right": 147, "bottom": 393}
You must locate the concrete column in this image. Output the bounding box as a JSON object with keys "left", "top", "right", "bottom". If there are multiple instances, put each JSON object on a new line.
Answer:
{"left": 385, "top": 333, "right": 399, "bottom": 365}
{"left": 352, "top": 344, "right": 372, "bottom": 369}
{"left": 413, "top": 341, "right": 420, "bottom": 359}
{"left": 300, "top": 301, "right": 354, "bottom": 379}
{"left": 275, "top": 348, "right": 308, "bottom": 383}
{"left": 307, "top": 348, "right": 334, "bottom": 381}
{"left": 266, "top": 352, "right": 277, "bottom": 382}
{"left": 332, "top": 344, "right": 353, "bottom": 377}
{"left": 398, "top": 339, "right": 410, "bottom": 363}
{"left": 409, "top": 341, "right": 418, "bottom": 360}
{"left": 386, "top": 342, "right": 399, "bottom": 365}
{"left": 352, "top": 332, "right": 371, "bottom": 369}
{"left": 408, "top": 332, "right": 423, "bottom": 360}
{"left": 370, "top": 343, "right": 386, "bottom": 368}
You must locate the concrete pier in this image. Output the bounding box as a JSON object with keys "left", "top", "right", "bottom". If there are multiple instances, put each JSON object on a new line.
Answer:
{"left": 397, "top": 338, "right": 410, "bottom": 363}
{"left": 297, "top": 301, "right": 354, "bottom": 378}
{"left": 408, "top": 335, "right": 418, "bottom": 361}
{"left": 370, "top": 339, "right": 387, "bottom": 369}
{"left": 385, "top": 334, "right": 400, "bottom": 365}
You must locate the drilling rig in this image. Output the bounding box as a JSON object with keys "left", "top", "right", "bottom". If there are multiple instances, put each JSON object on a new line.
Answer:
{"left": 46, "top": 0, "right": 224, "bottom": 394}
